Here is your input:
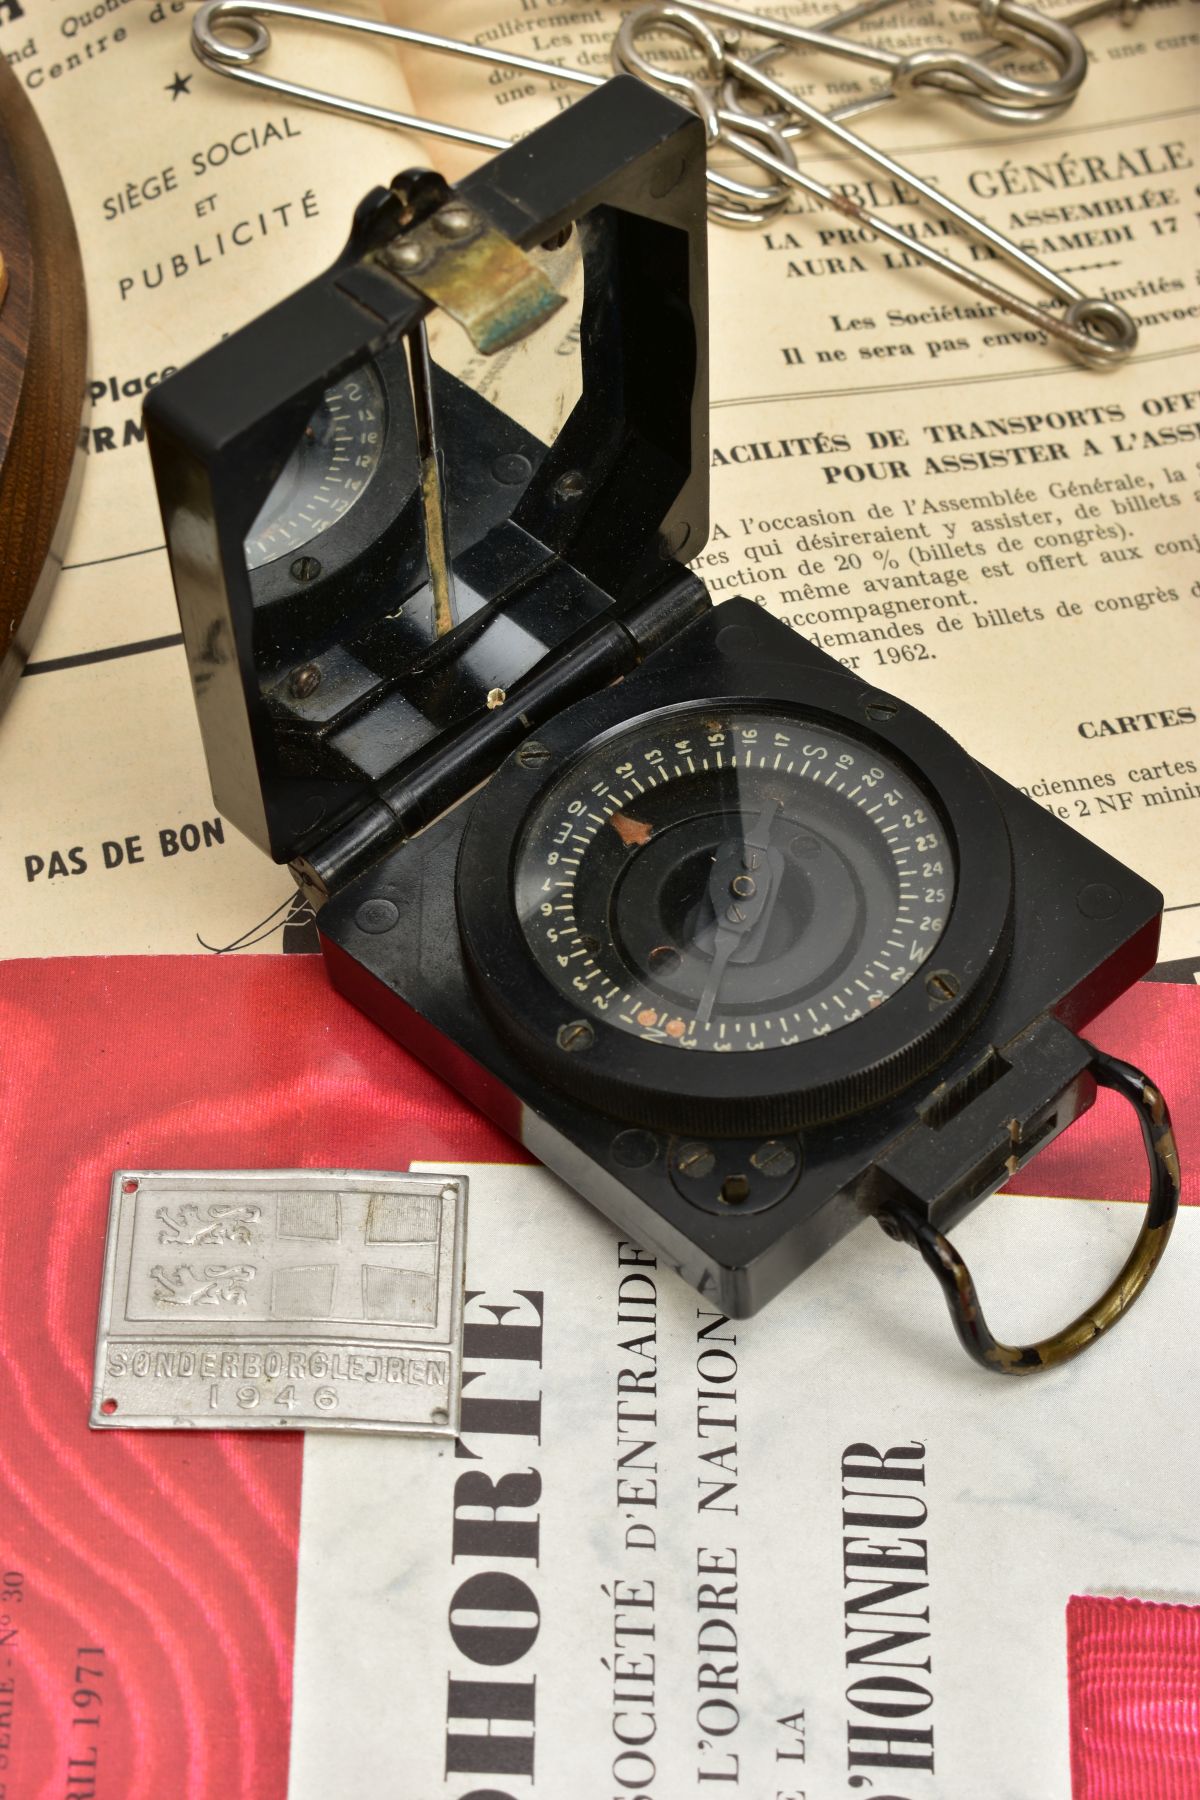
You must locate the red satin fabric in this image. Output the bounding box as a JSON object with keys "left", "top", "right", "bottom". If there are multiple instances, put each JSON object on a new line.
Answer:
{"left": 0, "top": 955, "right": 1194, "bottom": 1796}
{"left": 0, "top": 955, "right": 523, "bottom": 1800}
{"left": 1004, "top": 982, "right": 1199, "bottom": 1206}
{"left": 1068, "top": 1596, "right": 1200, "bottom": 1799}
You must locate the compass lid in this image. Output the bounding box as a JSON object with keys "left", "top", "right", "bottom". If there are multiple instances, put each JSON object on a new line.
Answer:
{"left": 144, "top": 79, "right": 710, "bottom": 871}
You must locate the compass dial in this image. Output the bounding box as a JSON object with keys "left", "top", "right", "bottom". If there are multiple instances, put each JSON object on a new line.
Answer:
{"left": 512, "top": 708, "right": 955, "bottom": 1053}
{"left": 244, "top": 368, "right": 385, "bottom": 570}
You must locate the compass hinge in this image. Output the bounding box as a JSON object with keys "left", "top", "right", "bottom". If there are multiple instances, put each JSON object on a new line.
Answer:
{"left": 291, "top": 567, "right": 712, "bottom": 906}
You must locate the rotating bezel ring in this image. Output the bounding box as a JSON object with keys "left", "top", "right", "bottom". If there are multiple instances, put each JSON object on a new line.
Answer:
{"left": 456, "top": 662, "right": 1015, "bottom": 1135}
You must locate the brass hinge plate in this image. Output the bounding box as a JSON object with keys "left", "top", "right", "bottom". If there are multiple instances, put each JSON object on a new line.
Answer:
{"left": 375, "top": 198, "right": 565, "bottom": 355}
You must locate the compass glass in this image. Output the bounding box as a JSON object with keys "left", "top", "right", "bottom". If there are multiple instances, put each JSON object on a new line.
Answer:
{"left": 244, "top": 367, "right": 385, "bottom": 570}
{"left": 512, "top": 707, "right": 957, "bottom": 1052}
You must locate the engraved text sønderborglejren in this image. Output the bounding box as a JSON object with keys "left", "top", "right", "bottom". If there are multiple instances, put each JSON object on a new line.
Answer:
{"left": 104, "top": 1345, "right": 451, "bottom": 1387}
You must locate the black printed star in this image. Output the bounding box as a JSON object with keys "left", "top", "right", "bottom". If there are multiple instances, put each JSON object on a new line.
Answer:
{"left": 166, "top": 71, "right": 192, "bottom": 100}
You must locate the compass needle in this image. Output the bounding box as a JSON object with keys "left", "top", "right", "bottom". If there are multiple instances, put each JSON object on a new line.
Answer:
{"left": 697, "top": 927, "right": 741, "bottom": 1027}
{"left": 504, "top": 709, "right": 957, "bottom": 1073}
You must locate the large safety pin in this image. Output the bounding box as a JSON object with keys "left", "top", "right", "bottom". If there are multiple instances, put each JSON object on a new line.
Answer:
{"left": 191, "top": 0, "right": 790, "bottom": 223}
{"left": 615, "top": 6, "right": 1138, "bottom": 365}
{"left": 679, "top": 0, "right": 1089, "bottom": 126}
{"left": 723, "top": 0, "right": 1140, "bottom": 133}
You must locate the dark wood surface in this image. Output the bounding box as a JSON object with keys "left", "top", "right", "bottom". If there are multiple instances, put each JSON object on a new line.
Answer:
{"left": 0, "top": 56, "right": 87, "bottom": 714}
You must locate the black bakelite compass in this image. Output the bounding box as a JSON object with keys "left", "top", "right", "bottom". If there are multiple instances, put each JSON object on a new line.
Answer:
{"left": 508, "top": 710, "right": 951, "bottom": 1055}
{"left": 459, "top": 678, "right": 1013, "bottom": 1138}
{"left": 145, "top": 81, "right": 1180, "bottom": 1376}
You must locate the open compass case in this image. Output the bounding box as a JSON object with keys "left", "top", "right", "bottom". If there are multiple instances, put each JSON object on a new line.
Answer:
{"left": 145, "top": 79, "right": 1179, "bottom": 1373}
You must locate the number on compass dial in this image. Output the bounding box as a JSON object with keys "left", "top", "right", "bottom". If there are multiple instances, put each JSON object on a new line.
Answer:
{"left": 243, "top": 368, "right": 385, "bottom": 570}
{"left": 512, "top": 708, "right": 957, "bottom": 1050}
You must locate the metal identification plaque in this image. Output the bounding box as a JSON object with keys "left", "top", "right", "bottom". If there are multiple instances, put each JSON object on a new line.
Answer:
{"left": 91, "top": 1170, "right": 467, "bottom": 1435}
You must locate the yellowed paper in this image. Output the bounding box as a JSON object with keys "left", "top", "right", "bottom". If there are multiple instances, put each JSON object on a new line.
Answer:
{"left": 1, "top": 0, "right": 1197, "bottom": 965}
{"left": 0, "top": 0, "right": 423, "bottom": 954}
{"left": 394, "top": 0, "right": 1200, "bottom": 965}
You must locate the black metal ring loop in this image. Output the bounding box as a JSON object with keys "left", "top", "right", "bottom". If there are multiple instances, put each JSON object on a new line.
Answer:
{"left": 880, "top": 1045, "right": 1181, "bottom": 1375}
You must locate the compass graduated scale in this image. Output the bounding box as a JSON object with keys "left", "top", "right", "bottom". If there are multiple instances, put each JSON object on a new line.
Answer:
{"left": 144, "top": 81, "right": 1179, "bottom": 1376}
